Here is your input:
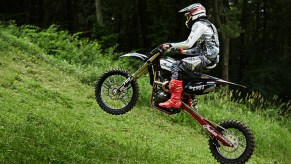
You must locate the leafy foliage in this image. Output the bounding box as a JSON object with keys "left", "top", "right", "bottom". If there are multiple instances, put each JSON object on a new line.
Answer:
{"left": 5, "top": 23, "right": 103, "bottom": 66}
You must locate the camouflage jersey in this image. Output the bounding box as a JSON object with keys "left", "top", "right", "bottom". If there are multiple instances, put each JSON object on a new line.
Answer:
{"left": 171, "top": 19, "right": 220, "bottom": 63}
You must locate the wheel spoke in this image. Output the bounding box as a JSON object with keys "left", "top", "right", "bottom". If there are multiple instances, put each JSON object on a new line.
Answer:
{"left": 216, "top": 128, "right": 247, "bottom": 159}
{"left": 100, "top": 74, "right": 133, "bottom": 109}
{"left": 103, "top": 81, "right": 112, "bottom": 88}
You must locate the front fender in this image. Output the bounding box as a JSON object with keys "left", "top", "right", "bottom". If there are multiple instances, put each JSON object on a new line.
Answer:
{"left": 119, "top": 53, "right": 148, "bottom": 62}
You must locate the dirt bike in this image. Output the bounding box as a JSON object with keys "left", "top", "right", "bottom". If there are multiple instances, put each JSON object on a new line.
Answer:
{"left": 95, "top": 46, "right": 255, "bottom": 164}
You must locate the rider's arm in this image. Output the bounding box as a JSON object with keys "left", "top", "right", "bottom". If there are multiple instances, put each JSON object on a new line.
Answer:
{"left": 182, "top": 47, "right": 201, "bottom": 55}
{"left": 171, "top": 22, "right": 206, "bottom": 49}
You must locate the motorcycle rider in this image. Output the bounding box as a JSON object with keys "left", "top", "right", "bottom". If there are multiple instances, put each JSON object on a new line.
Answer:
{"left": 159, "top": 3, "right": 220, "bottom": 109}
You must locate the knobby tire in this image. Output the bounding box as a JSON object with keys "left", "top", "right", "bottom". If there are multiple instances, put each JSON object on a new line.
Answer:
{"left": 209, "top": 120, "right": 255, "bottom": 164}
{"left": 95, "top": 69, "right": 139, "bottom": 115}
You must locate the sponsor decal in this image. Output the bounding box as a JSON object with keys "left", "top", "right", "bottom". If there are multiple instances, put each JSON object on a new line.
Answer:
{"left": 189, "top": 85, "right": 205, "bottom": 91}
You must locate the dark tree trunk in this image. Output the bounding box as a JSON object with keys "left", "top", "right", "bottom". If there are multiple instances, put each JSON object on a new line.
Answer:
{"left": 213, "top": 0, "right": 230, "bottom": 81}
{"left": 222, "top": 37, "right": 230, "bottom": 81}
{"left": 137, "top": 0, "right": 149, "bottom": 48}
{"left": 95, "top": 0, "right": 103, "bottom": 26}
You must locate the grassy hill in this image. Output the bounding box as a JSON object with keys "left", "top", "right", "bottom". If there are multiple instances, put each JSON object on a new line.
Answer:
{"left": 0, "top": 25, "right": 290, "bottom": 163}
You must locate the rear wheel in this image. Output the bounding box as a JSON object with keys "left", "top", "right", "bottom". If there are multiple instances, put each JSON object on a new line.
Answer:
{"left": 209, "top": 120, "right": 255, "bottom": 164}
{"left": 95, "top": 69, "right": 139, "bottom": 115}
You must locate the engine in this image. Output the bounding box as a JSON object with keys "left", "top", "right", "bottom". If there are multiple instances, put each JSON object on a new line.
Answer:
{"left": 153, "top": 89, "right": 170, "bottom": 107}
{"left": 152, "top": 87, "right": 182, "bottom": 114}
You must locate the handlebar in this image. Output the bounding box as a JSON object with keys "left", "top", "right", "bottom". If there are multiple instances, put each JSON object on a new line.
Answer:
{"left": 148, "top": 46, "right": 163, "bottom": 57}
{"left": 147, "top": 45, "right": 182, "bottom": 58}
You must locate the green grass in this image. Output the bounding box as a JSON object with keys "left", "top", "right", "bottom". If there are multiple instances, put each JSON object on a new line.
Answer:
{"left": 0, "top": 26, "right": 291, "bottom": 163}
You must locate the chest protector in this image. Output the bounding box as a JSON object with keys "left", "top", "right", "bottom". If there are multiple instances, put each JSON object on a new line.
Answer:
{"left": 189, "top": 18, "right": 220, "bottom": 63}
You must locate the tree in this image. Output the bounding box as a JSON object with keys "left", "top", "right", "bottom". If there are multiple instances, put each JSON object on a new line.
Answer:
{"left": 95, "top": 0, "right": 103, "bottom": 26}
{"left": 212, "top": 0, "right": 242, "bottom": 82}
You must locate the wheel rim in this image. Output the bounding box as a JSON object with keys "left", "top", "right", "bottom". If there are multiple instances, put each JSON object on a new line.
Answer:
{"left": 100, "top": 74, "right": 133, "bottom": 110}
{"left": 216, "top": 128, "right": 247, "bottom": 160}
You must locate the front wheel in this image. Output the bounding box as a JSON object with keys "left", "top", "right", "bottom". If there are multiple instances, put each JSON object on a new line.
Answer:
{"left": 209, "top": 120, "right": 255, "bottom": 164}
{"left": 95, "top": 69, "right": 139, "bottom": 115}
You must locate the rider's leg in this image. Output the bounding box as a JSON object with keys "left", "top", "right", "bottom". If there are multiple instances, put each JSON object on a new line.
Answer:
{"left": 179, "top": 56, "right": 211, "bottom": 72}
{"left": 159, "top": 79, "right": 183, "bottom": 108}
{"left": 159, "top": 56, "right": 210, "bottom": 109}
{"left": 159, "top": 61, "right": 183, "bottom": 109}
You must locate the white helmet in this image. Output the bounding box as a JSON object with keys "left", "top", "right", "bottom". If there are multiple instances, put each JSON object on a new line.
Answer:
{"left": 179, "top": 3, "right": 206, "bottom": 28}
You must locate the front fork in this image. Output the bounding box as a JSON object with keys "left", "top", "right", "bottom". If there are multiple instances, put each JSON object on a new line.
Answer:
{"left": 117, "top": 62, "right": 149, "bottom": 93}
{"left": 118, "top": 53, "right": 161, "bottom": 92}
{"left": 181, "top": 102, "right": 234, "bottom": 147}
